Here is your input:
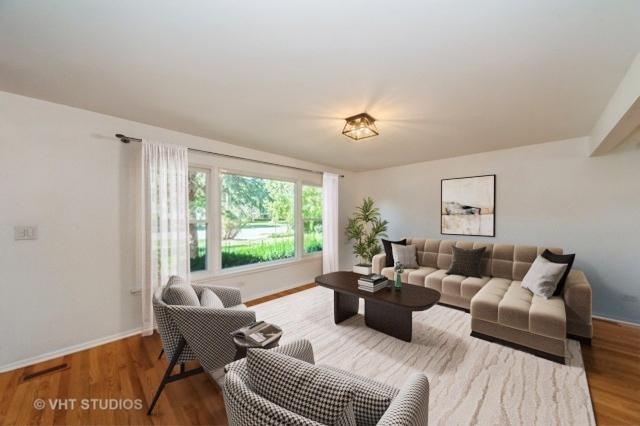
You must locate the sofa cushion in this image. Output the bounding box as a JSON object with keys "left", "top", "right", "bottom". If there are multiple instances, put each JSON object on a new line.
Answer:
{"left": 415, "top": 239, "right": 442, "bottom": 268}
{"left": 529, "top": 296, "right": 566, "bottom": 339}
{"left": 447, "top": 246, "right": 486, "bottom": 278}
{"left": 470, "top": 277, "right": 512, "bottom": 322}
{"left": 247, "top": 349, "right": 356, "bottom": 426}
{"left": 407, "top": 267, "right": 437, "bottom": 286}
{"left": 474, "top": 280, "right": 567, "bottom": 340}
{"left": 460, "top": 276, "right": 491, "bottom": 299}
{"left": 380, "top": 267, "right": 394, "bottom": 280}
{"left": 425, "top": 269, "right": 447, "bottom": 292}
{"left": 490, "top": 244, "right": 515, "bottom": 280}
{"left": 435, "top": 240, "right": 457, "bottom": 270}
{"left": 381, "top": 267, "right": 416, "bottom": 283}
{"left": 441, "top": 274, "right": 466, "bottom": 296}
{"left": 498, "top": 282, "right": 533, "bottom": 331}
{"left": 381, "top": 238, "right": 406, "bottom": 267}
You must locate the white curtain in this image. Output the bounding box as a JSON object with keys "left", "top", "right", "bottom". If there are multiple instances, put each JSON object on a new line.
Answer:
{"left": 322, "top": 173, "right": 340, "bottom": 273}
{"left": 140, "top": 140, "right": 190, "bottom": 336}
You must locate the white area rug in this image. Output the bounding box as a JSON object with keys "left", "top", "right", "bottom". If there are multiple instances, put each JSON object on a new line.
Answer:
{"left": 251, "top": 286, "right": 595, "bottom": 426}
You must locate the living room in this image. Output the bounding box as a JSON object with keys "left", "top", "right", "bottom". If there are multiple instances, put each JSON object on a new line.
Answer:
{"left": 1, "top": 1, "right": 639, "bottom": 425}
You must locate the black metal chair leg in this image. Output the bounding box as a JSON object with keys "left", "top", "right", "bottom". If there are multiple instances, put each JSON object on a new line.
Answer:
{"left": 157, "top": 348, "right": 164, "bottom": 360}
{"left": 147, "top": 339, "right": 186, "bottom": 415}
{"left": 180, "top": 363, "right": 185, "bottom": 374}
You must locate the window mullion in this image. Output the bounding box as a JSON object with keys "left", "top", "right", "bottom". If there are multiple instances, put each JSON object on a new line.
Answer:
{"left": 295, "top": 179, "right": 303, "bottom": 260}
{"left": 211, "top": 166, "right": 221, "bottom": 274}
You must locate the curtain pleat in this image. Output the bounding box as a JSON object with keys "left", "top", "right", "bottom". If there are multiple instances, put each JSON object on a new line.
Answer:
{"left": 141, "top": 141, "right": 189, "bottom": 336}
{"left": 322, "top": 173, "right": 340, "bottom": 273}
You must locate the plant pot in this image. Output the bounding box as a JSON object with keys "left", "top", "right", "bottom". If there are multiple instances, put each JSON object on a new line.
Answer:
{"left": 353, "top": 264, "right": 372, "bottom": 275}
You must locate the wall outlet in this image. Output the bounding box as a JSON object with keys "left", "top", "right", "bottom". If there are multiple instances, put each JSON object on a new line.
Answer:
{"left": 14, "top": 225, "right": 38, "bottom": 240}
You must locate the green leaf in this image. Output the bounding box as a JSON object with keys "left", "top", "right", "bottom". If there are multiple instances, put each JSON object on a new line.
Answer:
{"left": 344, "top": 197, "right": 389, "bottom": 263}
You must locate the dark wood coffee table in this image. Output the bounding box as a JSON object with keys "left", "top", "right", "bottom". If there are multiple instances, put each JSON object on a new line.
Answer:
{"left": 315, "top": 271, "right": 441, "bottom": 342}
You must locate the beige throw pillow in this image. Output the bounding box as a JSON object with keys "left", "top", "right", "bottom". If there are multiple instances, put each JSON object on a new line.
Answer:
{"left": 521, "top": 256, "right": 567, "bottom": 299}
{"left": 391, "top": 244, "right": 419, "bottom": 268}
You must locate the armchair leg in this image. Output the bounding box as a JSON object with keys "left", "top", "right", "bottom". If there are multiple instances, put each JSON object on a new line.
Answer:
{"left": 147, "top": 339, "right": 204, "bottom": 415}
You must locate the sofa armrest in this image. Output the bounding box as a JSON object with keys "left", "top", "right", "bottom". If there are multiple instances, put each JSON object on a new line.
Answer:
{"left": 192, "top": 284, "right": 243, "bottom": 307}
{"left": 378, "top": 373, "right": 429, "bottom": 426}
{"left": 563, "top": 269, "right": 593, "bottom": 339}
{"left": 372, "top": 253, "right": 387, "bottom": 274}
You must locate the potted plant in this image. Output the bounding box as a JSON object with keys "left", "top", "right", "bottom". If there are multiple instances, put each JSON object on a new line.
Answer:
{"left": 345, "top": 197, "right": 389, "bottom": 275}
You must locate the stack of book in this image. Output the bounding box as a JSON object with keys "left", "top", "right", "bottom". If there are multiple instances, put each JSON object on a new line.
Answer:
{"left": 358, "top": 274, "right": 388, "bottom": 292}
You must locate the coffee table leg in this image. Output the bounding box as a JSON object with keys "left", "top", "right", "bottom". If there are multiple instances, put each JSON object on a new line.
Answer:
{"left": 334, "top": 291, "right": 359, "bottom": 323}
{"left": 364, "top": 299, "right": 412, "bottom": 342}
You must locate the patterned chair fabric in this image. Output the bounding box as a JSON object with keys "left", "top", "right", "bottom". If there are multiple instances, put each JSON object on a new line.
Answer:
{"left": 153, "top": 278, "right": 256, "bottom": 370}
{"left": 223, "top": 340, "right": 429, "bottom": 426}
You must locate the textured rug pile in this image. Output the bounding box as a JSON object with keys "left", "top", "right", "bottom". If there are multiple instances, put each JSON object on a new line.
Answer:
{"left": 249, "top": 286, "right": 595, "bottom": 425}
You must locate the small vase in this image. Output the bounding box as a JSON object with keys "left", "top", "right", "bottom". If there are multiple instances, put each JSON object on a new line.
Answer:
{"left": 394, "top": 272, "right": 402, "bottom": 290}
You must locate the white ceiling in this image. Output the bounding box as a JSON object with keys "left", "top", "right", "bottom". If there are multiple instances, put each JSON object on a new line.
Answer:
{"left": 1, "top": 1, "right": 639, "bottom": 171}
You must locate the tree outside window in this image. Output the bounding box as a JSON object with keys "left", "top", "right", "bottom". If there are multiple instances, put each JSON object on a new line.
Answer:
{"left": 221, "top": 173, "right": 295, "bottom": 269}
{"left": 189, "top": 169, "right": 208, "bottom": 272}
{"left": 302, "top": 185, "right": 322, "bottom": 254}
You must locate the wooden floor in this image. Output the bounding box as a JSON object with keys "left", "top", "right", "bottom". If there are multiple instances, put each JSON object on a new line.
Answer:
{"left": 0, "top": 283, "right": 637, "bottom": 426}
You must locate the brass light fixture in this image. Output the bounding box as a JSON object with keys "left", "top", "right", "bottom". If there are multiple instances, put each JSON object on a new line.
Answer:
{"left": 342, "top": 112, "right": 379, "bottom": 141}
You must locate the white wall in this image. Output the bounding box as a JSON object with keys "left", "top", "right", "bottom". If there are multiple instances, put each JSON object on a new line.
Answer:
{"left": 340, "top": 137, "right": 640, "bottom": 324}
{"left": 0, "top": 91, "right": 342, "bottom": 371}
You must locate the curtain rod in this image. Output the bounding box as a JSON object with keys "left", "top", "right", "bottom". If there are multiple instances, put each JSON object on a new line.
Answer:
{"left": 115, "top": 134, "right": 344, "bottom": 177}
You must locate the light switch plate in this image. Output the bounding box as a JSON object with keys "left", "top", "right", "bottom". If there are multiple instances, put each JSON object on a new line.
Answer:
{"left": 14, "top": 226, "right": 38, "bottom": 240}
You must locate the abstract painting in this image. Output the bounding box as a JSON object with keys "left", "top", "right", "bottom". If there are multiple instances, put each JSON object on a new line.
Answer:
{"left": 441, "top": 175, "right": 495, "bottom": 236}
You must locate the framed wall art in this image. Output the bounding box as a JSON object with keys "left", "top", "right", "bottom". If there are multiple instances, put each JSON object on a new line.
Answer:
{"left": 441, "top": 174, "right": 495, "bottom": 236}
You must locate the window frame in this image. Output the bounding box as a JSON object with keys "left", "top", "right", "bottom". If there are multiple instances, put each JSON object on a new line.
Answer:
{"left": 188, "top": 161, "right": 323, "bottom": 279}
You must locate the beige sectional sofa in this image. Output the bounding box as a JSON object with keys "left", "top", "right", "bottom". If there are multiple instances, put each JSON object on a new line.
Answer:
{"left": 372, "top": 238, "right": 593, "bottom": 363}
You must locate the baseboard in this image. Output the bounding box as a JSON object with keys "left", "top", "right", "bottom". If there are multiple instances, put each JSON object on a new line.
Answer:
{"left": 438, "top": 302, "right": 469, "bottom": 313}
{"left": 593, "top": 314, "right": 640, "bottom": 328}
{"left": 0, "top": 327, "right": 142, "bottom": 374}
{"left": 245, "top": 282, "right": 315, "bottom": 302}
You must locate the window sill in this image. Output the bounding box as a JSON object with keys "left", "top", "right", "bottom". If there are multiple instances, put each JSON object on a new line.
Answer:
{"left": 191, "top": 253, "right": 322, "bottom": 281}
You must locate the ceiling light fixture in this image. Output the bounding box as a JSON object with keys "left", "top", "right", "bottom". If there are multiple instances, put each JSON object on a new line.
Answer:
{"left": 342, "top": 112, "right": 379, "bottom": 141}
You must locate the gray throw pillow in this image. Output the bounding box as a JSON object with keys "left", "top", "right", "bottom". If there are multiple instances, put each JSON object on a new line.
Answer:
{"left": 521, "top": 256, "right": 568, "bottom": 299}
{"left": 199, "top": 288, "right": 225, "bottom": 308}
{"left": 247, "top": 349, "right": 356, "bottom": 426}
{"left": 391, "top": 244, "right": 419, "bottom": 268}
{"left": 447, "top": 246, "right": 486, "bottom": 277}
{"left": 163, "top": 276, "right": 199, "bottom": 306}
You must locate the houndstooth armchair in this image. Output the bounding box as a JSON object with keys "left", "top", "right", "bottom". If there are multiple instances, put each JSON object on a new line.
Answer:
{"left": 223, "top": 339, "right": 429, "bottom": 426}
{"left": 148, "top": 276, "right": 256, "bottom": 415}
